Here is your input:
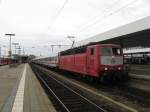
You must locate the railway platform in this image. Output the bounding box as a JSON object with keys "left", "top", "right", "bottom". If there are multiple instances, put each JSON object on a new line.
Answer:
{"left": 0, "top": 64, "right": 56, "bottom": 112}
{"left": 129, "top": 65, "right": 150, "bottom": 80}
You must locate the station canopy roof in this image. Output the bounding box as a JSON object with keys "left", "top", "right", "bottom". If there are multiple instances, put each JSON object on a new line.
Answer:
{"left": 75, "top": 16, "right": 150, "bottom": 48}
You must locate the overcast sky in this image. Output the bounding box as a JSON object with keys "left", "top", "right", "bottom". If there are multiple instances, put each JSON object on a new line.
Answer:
{"left": 0, "top": 0, "right": 150, "bottom": 57}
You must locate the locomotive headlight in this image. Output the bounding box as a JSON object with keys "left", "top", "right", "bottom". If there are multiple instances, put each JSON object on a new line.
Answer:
{"left": 118, "top": 67, "right": 121, "bottom": 70}
{"left": 104, "top": 67, "right": 108, "bottom": 70}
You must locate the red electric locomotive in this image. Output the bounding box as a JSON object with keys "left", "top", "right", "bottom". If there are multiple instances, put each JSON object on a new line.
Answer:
{"left": 59, "top": 43, "right": 127, "bottom": 82}
{"left": 33, "top": 43, "right": 128, "bottom": 82}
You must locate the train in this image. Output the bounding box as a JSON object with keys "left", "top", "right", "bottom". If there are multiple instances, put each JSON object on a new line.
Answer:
{"left": 0, "top": 57, "right": 11, "bottom": 66}
{"left": 0, "top": 57, "right": 18, "bottom": 66}
{"left": 33, "top": 43, "right": 128, "bottom": 83}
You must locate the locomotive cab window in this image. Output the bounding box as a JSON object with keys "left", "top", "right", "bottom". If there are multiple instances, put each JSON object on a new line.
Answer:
{"left": 101, "top": 47, "right": 112, "bottom": 56}
{"left": 101, "top": 47, "right": 121, "bottom": 56}
{"left": 112, "top": 48, "right": 121, "bottom": 55}
{"left": 90, "top": 48, "right": 94, "bottom": 55}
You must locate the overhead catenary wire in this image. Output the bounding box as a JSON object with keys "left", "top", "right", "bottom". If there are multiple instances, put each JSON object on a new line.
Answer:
{"left": 77, "top": 0, "right": 120, "bottom": 31}
{"left": 78, "top": 0, "right": 137, "bottom": 33}
{"left": 48, "top": 0, "right": 69, "bottom": 31}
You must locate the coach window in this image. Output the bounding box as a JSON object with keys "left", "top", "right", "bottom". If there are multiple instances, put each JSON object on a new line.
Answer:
{"left": 90, "top": 48, "right": 94, "bottom": 55}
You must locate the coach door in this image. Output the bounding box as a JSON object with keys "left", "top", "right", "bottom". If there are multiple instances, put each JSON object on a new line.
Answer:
{"left": 87, "top": 47, "right": 95, "bottom": 74}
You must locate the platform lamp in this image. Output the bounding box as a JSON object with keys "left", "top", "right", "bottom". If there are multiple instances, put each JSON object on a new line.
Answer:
{"left": 5, "top": 34, "right": 15, "bottom": 58}
{"left": 5, "top": 34, "right": 15, "bottom": 65}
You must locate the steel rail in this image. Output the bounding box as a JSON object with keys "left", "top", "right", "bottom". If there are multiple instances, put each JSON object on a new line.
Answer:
{"left": 32, "top": 65, "right": 107, "bottom": 112}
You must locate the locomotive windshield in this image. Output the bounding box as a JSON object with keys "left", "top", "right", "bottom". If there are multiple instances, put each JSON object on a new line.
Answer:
{"left": 101, "top": 47, "right": 121, "bottom": 56}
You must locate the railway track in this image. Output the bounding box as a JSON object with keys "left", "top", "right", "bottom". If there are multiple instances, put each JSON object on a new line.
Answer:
{"left": 31, "top": 64, "right": 107, "bottom": 112}
{"left": 37, "top": 64, "right": 150, "bottom": 111}
{"left": 55, "top": 68, "right": 150, "bottom": 108}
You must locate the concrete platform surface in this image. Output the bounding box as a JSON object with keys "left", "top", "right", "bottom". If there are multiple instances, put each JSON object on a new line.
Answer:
{"left": 130, "top": 65, "right": 150, "bottom": 76}
{"left": 0, "top": 64, "right": 24, "bottom": 111}
{"left": 23, "top": 64, "right": 56, "bottom": 112}
{"left": 0, "top": 64, "right": 56, "bottom": 112}
{"left": 129, "top": 65, "right": 150, "bottom": 80}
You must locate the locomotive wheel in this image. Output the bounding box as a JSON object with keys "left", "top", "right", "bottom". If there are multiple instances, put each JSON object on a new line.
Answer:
{"left": 100, "top": 75, "right": 105, "bottom": 83}
{"left": 99, "top": 73, "right": 109, "bottom": 84}
{"left": 122, "top": 72, "right": 129, "bottom": 82}
{"left": 112, "top": 75, "right": 117, "bottom": 83}
{"left": 89, "top": 76, "right": 94, "bottom": 83}
{"left": 85, "top": 76, "right": 94, "bottom": 83}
